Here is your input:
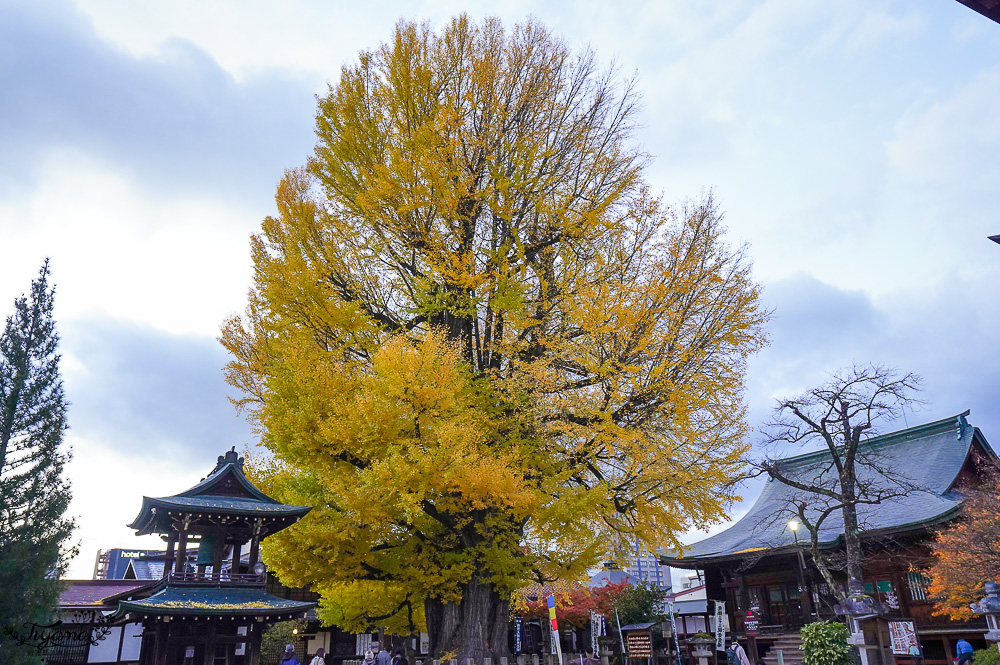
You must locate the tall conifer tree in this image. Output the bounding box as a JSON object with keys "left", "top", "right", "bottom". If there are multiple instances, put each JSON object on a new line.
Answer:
{"left": 0, "top": 260, "right": 76, "bottom": 665}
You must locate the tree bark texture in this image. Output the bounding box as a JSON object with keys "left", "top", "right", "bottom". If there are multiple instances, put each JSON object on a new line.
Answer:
{"left": 842, "top": 496, "right": 863, "bottom": 583}
{"left": 425, "top": 575, "right": 510, "bottom": 662}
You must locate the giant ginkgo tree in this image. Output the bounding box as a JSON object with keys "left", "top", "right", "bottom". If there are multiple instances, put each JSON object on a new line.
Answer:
{"left": 221, "top": 15, "right": 768, "bottom": 662}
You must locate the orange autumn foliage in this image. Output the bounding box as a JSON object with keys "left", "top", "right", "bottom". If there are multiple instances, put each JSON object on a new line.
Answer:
{"left": 516, "top": 582, "right": 630, "bottom": 628}
{"left": 926, "top": 465, "right": 1000, "bottom": 620}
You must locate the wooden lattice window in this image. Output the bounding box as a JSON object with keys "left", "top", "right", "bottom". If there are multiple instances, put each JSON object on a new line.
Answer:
{"left": 907, "top": 571, "right": 932, "bottom": 601}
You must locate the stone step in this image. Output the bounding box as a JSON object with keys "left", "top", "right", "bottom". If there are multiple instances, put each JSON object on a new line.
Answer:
{"left": 760, "top": 635, "right": 804, "bottom": 665}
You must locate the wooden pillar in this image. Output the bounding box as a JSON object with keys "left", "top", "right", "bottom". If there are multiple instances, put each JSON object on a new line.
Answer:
{"left": 213, "top": 521, "right": 226, "bottom": 582}
{"left": 225, "top": 632, "right": 237, "bottom": 665}
{"left": 204, "top": 622, "right": 218, "bottom": 665}
{"left": 247, "top": 622, "right": 263, "bottom": 665}
{"left": 231, "top": 541, "right": 242, "bottom": 577}
{"left": 248, "top": 520, "right": 262, "bottom": 570}
{"left": 176, "top": 526, "right": 189, "bottom": 574}
{"left": 153, "top": 620, "right": 169, "bottom": 665}
{"left": 164, "top": 530, "right": 177, "bottom": 579}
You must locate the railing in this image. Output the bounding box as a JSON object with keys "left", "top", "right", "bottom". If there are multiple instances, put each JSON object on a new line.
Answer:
{"left": 166, "top": 570, "right": 266, "bottom": 587}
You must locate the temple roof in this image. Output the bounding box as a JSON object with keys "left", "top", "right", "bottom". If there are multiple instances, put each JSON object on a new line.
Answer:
{"left": 127, "top": 448, "right": 311, "bottom": 536}
{"left": 117, "top": 586, "right": 316, "bottom": 617}
{"left": 60, "top": 580, "right": 158, "bottom": 611}
{"left": 589, "top": 569, "right": 639, "bottom": 588}
{"left": 663, "top": 412, "right": 995, "bottom": 566}
{"left": 124, "top": 558, "right": 165, "bottom": 580}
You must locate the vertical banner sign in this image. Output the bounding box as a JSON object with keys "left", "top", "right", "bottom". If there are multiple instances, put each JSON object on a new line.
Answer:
{"left": 667, "top": 602, "right": 682, "bottom": 665}
{"left": 547, "top": 595, "right": 564, "bottom": 665}
{"left": 589, "top": 611, "right": 601, "bottom": 655}
{"left": 743, "top": 609, "right": 759, "bottom": 636}
{"left": 515, "top": 617, "right": 523, "bottom": 654}
{"left": 714, "top": 601, "right": 726, "bottom": 652}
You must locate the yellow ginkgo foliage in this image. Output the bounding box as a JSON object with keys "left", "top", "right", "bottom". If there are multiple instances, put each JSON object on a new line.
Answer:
{"left": 221, "top": 14, "right": 767, "bottom": 662}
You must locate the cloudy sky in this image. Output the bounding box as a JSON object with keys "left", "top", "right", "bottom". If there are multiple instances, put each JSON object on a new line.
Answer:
{"left": 2, "top": 0, "right": 999, "bottom": 579}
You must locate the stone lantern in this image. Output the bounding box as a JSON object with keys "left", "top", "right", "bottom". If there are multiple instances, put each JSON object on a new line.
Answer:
{"left": 834, "top": 579, "right": 888, "bottom": 647}
{"left": 970, "top": 581, "right": 1000, "bottom": 643}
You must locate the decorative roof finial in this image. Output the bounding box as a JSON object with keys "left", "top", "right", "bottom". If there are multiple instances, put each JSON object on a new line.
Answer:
{"left": 212, "top": 447, "right": 245, "bottom": 474}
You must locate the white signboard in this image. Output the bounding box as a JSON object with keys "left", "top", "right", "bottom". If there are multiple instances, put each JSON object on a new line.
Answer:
{"left": 714, "top": 601, "right": 726, "bottom": 652}
{"left": 590, "top": 611, "right": 602, "bottom": 655}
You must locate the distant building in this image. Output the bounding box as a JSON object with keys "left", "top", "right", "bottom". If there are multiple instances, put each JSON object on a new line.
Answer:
{"left": 589, "top": 567, "right": 640, "bottom": 588}
{"left": 954, "top": 1, "right": 1000, "bottom": 25}
{"left": 92, "top": 549, "right": 167, "bottom": 580}
{"left": 624, "top": 546, "right": 671, "bottom": 589}
{"left": 49, "top": 580, "right": 155, "bottom": 665}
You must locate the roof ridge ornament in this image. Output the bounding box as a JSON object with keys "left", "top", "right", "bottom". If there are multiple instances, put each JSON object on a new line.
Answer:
{"left": 957, "top": 412, "right": 970, "bottom": 441}
{"left": 213, "top": 447, "right": 244, "bottom": 474}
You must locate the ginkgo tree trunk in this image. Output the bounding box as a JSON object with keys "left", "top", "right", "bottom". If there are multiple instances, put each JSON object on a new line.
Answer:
{"left": 222, "top": 15, "right": 768, "bottom": 662}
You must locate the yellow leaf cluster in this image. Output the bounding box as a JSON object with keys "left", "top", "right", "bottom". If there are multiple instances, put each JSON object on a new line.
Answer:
{"left": 223, "top": 14, "right": 768, "bottom": 635}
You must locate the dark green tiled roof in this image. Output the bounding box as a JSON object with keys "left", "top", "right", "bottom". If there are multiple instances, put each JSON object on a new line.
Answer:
{"left": 662, "top": 412, "right": 995, "bottom": 565}
{"left": 127, "top": 449, "right": 310, "bottom": 535}
{"left": 118, "top": 586, "right": 316, "bottom": 617}
{"left": 143, "top": 496, "right": 310, "bottom": 515}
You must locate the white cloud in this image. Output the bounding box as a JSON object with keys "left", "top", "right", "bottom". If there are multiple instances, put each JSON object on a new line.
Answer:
{"left": 64, "top": 434, "right": 215, "bottom": 579}
{"left": 888, "top": 66, "right": 1000, "bottom": 184}
{"left": 0, "top": 150, "right": 257, "bottom": 336}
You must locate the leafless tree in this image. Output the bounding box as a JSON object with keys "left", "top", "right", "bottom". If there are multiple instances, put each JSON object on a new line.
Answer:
{"left": 751, "top": 364, "right": 923, "bottom": 602}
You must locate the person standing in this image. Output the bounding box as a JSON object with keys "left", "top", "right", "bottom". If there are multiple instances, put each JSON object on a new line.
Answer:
{"left": 310, "top": 648, "right": 326, "bottom": 665}
{"left": 728, "top": 640, "right": 751, "bottom": 665}
{"left": 391, "top": 647, "right": 409, "bottom": 665}
{"left": 374, "top": 642, "right": 392, "bottom": 665}
{"left": 281, "top": 645, "right": 302, "bottom": 665}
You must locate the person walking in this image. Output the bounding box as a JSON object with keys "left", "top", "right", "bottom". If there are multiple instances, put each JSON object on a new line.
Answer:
{"left": 363, "top": 650, "right": 377, "bottom": 665}
{"left": 281, "top": 645, "right": 302, "bottom": 665}
{"left": 391, "top": 647, "right": 409, "bottom": 665}
{"left": 956, "top": 639, "right": 975, "bottom": 665}
{"left": 727, "top": 640, "right": 751, "bottom": 665}
{"left": 374, "top": 642, "right": 392, "bottom": 665}
{"left": 310, "top": 648, "right": 326, "bottom": 665}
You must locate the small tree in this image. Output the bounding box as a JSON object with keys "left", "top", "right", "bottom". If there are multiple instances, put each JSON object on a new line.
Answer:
{"left": 800, "top": 621, "right": 852, "bottom": 665}
{"left": 753, "top": 364, "right": 921, "bottom": 601}
{"left": 926, "top": 463, "right": 1000, "bottom": 619}
{"left": 515, "top": 581, "right": 629, "bottom": 628}
{"left": 516, "top": 580, "right": 665, "bottom": 630}
{"left": 0, "top": 261, "right": 76, "bottom": 665}
{"left": 261, "top": 620, "right": 307, "bottom": 665}
{"left": 973, "top": 648, "right": 1000, "bottom": 665}
{"left": 609, "top": 581, "right": 668, "bottom": 630}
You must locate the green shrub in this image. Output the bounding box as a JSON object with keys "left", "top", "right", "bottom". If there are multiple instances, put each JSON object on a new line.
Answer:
{"left": 800, "top": 621, "right": 852, "bottom": 665}
{"left": 974, "top": 648, "right": 1000, "bottom": 665}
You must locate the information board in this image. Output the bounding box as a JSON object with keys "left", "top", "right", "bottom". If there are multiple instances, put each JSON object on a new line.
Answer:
{"left": 744, "top": 609, "right": 759, "bottom": 636}
{"left": 626, "top": 631, "right": 652, "bottom": 657}
{"left": 888, "top": 621, "right": 920, "bottom": 656}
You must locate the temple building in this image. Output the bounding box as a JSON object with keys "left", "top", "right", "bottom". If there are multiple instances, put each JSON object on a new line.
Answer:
{"left": 111, "top": 448, "right": 317, "bottom": 665}
{"left": 662, "top": 412, "right": 996, "bottom": 665}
